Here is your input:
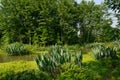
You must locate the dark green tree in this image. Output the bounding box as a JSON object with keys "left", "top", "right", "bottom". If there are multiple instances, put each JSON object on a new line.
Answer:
{"left": 0, "top": 0, "right": 116, "bottom": 46}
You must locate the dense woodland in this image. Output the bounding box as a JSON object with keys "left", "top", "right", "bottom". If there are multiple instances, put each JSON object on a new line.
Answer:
{"left": 0, "top": 0, "right": 120, "bottom": 46}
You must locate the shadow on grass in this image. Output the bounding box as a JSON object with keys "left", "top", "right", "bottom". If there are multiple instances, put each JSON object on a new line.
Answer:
{"left": 82, "top": 58, "right": 120, "bottom": 80}
{"left": 83, "top": 61, "right": 109, "bottom": 78}
{"left": 0, "top": 54, "right": 38, "bottom": 63}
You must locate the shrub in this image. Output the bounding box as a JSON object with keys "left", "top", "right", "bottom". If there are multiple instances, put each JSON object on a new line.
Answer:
{"left": 0, "top": 61, "right": 51, "bottom": 80}
{"left": 92, "top": 45, "right": 118, "bottom": 60}
{"left": 35, "top": 45, "right": 82, "bottom": 77}
{"left": 0, "top": 69, "right": 51, "bottom": 80}
{"left": 112, "top": 69, "right": 120, "bottom": 80}
{"left": 85, "top": 42, "right": 104, "bottom": 49}
{"left": 112, "top": 41, "right": 120, "bottom": 51}
{"left": 57, "top": 67, "right": 101, "bottom": 80}
{"left": 4, "top": 42, "right": 30, "bottom": 56}
{"left": 74, "top": 51, "right": 82, "bottom": 67}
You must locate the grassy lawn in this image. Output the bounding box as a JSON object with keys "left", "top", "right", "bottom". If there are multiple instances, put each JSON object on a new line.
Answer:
{"left": 0, "top": 53, "right": 95, "bottom": 71}
{"left": 0, "top": 61, "right": 37, "bottom": 71}
{"left": 0, "top": 54, "right": 38, "bottom": 63}
{"left": 0, "top": 45, "right": 100, "bottom": 74}
{"left": 0, "top": 44, "right": 120, "bottom": 80}
{"left": 82, "top": 52, "right": 95, "bottom": 62}
{"left": 0, "top": 52, "right": 116, "bottom": 80}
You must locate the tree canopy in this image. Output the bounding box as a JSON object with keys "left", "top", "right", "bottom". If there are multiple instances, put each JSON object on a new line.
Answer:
{"left": 105, "top": 0, "right": 120, "bottom": 12}
{"left": 0, "top": 0, "right": 119, "bottom": 46}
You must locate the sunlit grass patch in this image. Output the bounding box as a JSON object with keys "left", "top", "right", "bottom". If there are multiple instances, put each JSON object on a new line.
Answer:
{"left": 83, "top": 52, "right": 95, "bottom": 62}
{"left": 0, "top": 49, "right": 5, "bottom": 54}
{"left": 0, "top": 60, "right": 37, "bottom": 73}
{"left": 0, "top": 54, "right": 38, "bottom": 63}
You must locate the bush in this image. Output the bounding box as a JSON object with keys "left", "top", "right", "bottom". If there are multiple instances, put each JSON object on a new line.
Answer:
{"left": 0, "top": 69, "right": 51, "bottom": 80}
{"left": 92, "top": 45, "right": 117, "bottom": 60}
{"left": 35, "top": 45, "right": 82, "bottom": 77}
{"left": 111, "top": 41, "right": 120, "bottom": 51}
{"left": 35, "top": 46, "right": 72, "bottom": 77}
{"left": 4, "top": 42, "right": 30, "bottom": 56}
{"left": 57, "top": 67, "right": 101, "bottom": 80}
{"left": 111, "top": 69, "right": 120, "bottom": 80}
{"left": 0, "top": 61, "right": 51, "bottom": 80}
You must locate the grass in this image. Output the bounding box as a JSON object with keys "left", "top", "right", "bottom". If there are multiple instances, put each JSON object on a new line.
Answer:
{"left": 0, "top": 53, "right": 95, "bottom": 69}
{"left": 0, "top": 53, "right": 95, "bottom": 79}
{"left": 0, "top": 46, "right": 48, "bottom": 63}
{"left": 0, "top": 60, "right": 38, "bottom": 79}
{"left": 0, "top": 43, "right": 120, "bottom": 80}
{"left": 0, "top": 61, "right": 37, "bottom": 73}
{"left": 82, "top": 52, "right": 95, "bottom": 62}
{"left": 0, "top": 51, "right": 94, "bottom": 65}
{"left": 0, "top": 50, "right": 119, "bottom": 80}
{"left": 0, "top": 54, "right": 38, "bottom": 63}
{"left": 0, "top": 45, "right": 79, "bottom": 63}
{"left": 0, "top": 44, "right": 94, "bottom": 63}
{"left": 0, "top": 49, "right": 5, "bottom": 54}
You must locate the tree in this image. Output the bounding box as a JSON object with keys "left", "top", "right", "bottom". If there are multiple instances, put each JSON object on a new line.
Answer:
{"left": 76, "top": 0, "right": 112, "bottom": 43}
{"left": 106, "top": 0, "right": 120, "bottom": 41}
{"left": 105, "top": 0, "right": 120, "bottom": 12}
{"left": 0, "top": 0, "right": 78, "bottom": 45}
{"left": 55, "top": 0, "right": 78, "bottom": 44}
{"left": 0, "top": 0, "right": 38, "bottom": 44}
{"left": 0, "top": 0, "right": 116, "bottom": 46}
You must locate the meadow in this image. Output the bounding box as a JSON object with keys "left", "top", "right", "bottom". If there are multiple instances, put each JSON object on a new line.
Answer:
{"left": 0, "top": 42, "right": 120, "bottom": 80}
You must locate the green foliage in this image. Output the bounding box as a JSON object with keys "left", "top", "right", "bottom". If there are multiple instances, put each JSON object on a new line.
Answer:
{"left": 57, "top": 67, "right": 101, "bottom": 80}
{"left": 103, "top": 27, "right": 120, "bottom": 41}
{"left": 1, "top": 44, "right": 120, "bottom": 80}
{"left": 77, "top": 0, "right": 112, "bottom": 43}
{"left": 0, "top": 61, "right": 37, "bottom": 79}
{"left": 50, "top": 45, "right": 72, "bottom": 64}
{"left": 0, "top": 69, "right": 51, "bottom": 80}
{"left": 106, "top": 0, "right": 120, "bottom": 12}
{"left": 83, "top": 61, "right": 108, "bottom": 77}
{"left": 111, "top": 63, "right": 120, "bottom": 80}
{"left": 0, "top": 0, "right": 78, "bottom": 45}
{"left": 4, "top": 42, "right": 30, "bottom": 56}
{"left": 35, "top": 45, "right": 82, "bottom": 76}
{"left": 0, "top": 0, "right": 116, "bottom": 45}
{"left": 74, "top": 51, "right": 82, "bottom": 67}
{"left": 92, "top": 45, "right": 117, "bottom": 60}
{"left": 85, "top": 42, "right": 104, "bottom": 49}
{"left": 116, "top": 14, "right": 120, "bottom": 29}
{"left": 111, "top": 41, "right": 120, "bottom": 51}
